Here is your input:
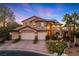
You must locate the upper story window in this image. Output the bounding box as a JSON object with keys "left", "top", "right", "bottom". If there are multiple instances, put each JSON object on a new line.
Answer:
{"left": 36, "top": 22, "right": 41, "bottom": 27}
{"left": 41, "top": 22, "right": 44, "bottom": 27}
{"left": 33, "top": 22, "right": 36, "bottom": 26}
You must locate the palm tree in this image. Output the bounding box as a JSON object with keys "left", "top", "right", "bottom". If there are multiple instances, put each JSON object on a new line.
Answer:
{"left": 62, "top": 14, "right": 73, "bottom": 48}
{"left": 62, "top": 14, "right": 72, "bottom": 33}
{"left": 71, "top": 12, "right": 79, "bottom": 46}
{"left": 0, "top": 5, "right": 15, "bottom": 27}
{"left": 71, "top": 12, "right": 79, "bottom": 32}
{"left": 63, "top": 12, "right": 79, "bottom": 46}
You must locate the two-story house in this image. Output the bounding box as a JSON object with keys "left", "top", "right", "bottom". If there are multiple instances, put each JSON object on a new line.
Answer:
{"left": 10, "top": 16, "right": 62, "bottom": 40}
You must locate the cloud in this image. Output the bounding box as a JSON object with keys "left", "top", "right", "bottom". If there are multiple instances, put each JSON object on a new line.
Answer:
{"left": 20, "top": 4, "right": 33, "bottom": 13}
{"left": 12, "top": 4, "right": 64, "bottom": 23}
{"left": 19, "top": 4, "right": 64, "bottom": 19}
{"left": 14, "top": 11, "right": 27, "bottom": 24}
{"left": 20, "top": 4, "right": 55, "bottom": 17}
{"left": 33, "top": 7, "right": 58, "bottom": 19}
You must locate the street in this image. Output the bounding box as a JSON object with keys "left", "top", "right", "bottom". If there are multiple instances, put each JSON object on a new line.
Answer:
{"left": 0, "top": 50, "right": 47, "bottom": 56}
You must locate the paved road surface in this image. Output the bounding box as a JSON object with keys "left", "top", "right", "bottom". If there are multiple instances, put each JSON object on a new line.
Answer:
{"left": 0, "top": 50, "right": 47, "bottom": 56}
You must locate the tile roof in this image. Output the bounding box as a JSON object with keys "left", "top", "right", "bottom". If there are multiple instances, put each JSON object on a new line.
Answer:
{"left": 22, "top": 16, "right": 46, "bottom": 22}
{"left": 13, "top": 16, "right": 62, "bottom": 32}
{"left": 22, "top": 16, "right": 62, "bottom": 25}
{"left": 14, "top": 24, "right": 47, "bottom": 32}
{"left": 15, "top": 25, "right": 37, "bottom": 31}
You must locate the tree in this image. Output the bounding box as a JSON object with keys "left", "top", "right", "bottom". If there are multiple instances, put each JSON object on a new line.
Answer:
{"left": 0, "top": 5, "right": 15, "bottom": 27}
{"left": 62, "top": 12, "right": 79, "bottom": 46}
{"left": 71, "top": 12, "right": 79, "bottom": 46}
{"left": 0, "top": 5, "right": 20, "bottom": 42}
{"left": 63, "top": 14, "right": 72, "bottom": 25}
{"left": 62, "top": 14, "right": 72, "bottom": 48}
{"left": 71, "top": 12, "right": 79, "bottom": 32}
{"left": 62, "top": 14, "right": 72, "bottom": 35}
{"left": 7, "top": 22, "right": 21, "bottom": 30}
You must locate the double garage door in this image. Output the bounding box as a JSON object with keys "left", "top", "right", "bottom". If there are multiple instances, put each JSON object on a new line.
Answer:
{"left": 20, "top": 32, "right": 46, "bottom": 40}
{"left": 21, "top": 32, "right": 35, "bottom": 40}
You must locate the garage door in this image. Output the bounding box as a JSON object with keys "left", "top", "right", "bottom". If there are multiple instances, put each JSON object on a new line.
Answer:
{"left": 20, "top": 32, "right": 35, "bottom": 40}
{"left": 38, "top": 32, "right": 46, "bottom": 40}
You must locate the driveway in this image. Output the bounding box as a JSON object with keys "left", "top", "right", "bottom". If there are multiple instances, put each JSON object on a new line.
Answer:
{"left": 0, "top": 40, "right": 49, "bottom": 55}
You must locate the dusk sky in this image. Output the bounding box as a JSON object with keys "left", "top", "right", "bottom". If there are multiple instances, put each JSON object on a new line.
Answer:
{"left": 1, "top": 3, "right": 79, "bottom": 23}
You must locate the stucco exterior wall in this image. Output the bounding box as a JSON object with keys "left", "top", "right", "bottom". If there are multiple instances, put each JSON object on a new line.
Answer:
{"left": 10, "top": 32, "right": 19, "bottom": 39}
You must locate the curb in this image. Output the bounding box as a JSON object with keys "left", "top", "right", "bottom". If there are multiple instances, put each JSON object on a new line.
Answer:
{"left": 0, "top": 49, "right": 68, "bottom": 56}
{"left": 0, "top": 49, "right": 51, "bottom": 56}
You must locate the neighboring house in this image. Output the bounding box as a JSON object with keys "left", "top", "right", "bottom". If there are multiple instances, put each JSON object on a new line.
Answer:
{"left": 10, "top": 16, "right": 62, "bottom": 40}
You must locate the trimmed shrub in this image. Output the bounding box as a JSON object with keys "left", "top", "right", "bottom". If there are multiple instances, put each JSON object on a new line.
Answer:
{"left": 12, "top": 39, "right": 20, "bottom": 43}
{"left": 56, "top": 42, "right": 67, "bottom": 55}
{"left": 6, "top": 34, "right": 12, "bottom": 41}
{"left": 12, "top": 36, "right": 21, "bottom": 43}
{"left": 0, "top": 38, "right": 5, "bottom": 44}
{"left": 46, "top": 42, "right": 57, "bottom": 53}
{"left": 74, "top": 31, "right": 79, "bottom": 38}
{"left": 46, "top": 34, "right": 50, "bottom": 40}
{"left": 0, "top": 27, "right": 11, "bottom": 42}
{"left": 33, "top": 35, "right": 38, "bottom": 44}
{"left": 46, "top": 41, "right": 67, "bottom": 55}
{"left": 51, "top": 35, "right": 57, "bottom": 40}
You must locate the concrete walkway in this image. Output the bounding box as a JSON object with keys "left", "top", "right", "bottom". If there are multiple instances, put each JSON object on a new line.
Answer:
{"left": 0, "top": 40, "right": 50, "bottom": 55}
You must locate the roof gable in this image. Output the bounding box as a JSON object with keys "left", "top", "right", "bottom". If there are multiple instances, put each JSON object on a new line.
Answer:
{"left": 22, "top": 16, "right": 44, "bottom": 22}
{"left": 18, "top": 25, "right": 37, "bottom": 32}
{"left": 22, "top": 16, "right": 62, "bottom": 25}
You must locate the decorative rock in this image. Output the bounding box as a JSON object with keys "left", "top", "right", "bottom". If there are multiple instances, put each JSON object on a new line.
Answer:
{"left": 53, "top": 53, "right": 58, "bottom": 56}
{"left": 61, "top": 53, "right": 68, "bottom": 56}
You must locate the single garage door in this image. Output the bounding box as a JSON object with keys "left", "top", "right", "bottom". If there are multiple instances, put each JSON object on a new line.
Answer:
{"left": 20, "top": 32, "right": 35, "bottom": 40}
{"left": 38, "top": 32, "right": 47, "bottom": 40}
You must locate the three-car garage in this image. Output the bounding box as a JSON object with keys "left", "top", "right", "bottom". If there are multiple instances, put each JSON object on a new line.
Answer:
{"left": 10, "top": 26, "right": 47, "bottom": 41}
